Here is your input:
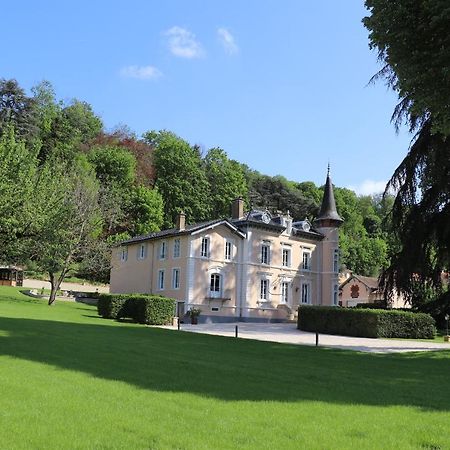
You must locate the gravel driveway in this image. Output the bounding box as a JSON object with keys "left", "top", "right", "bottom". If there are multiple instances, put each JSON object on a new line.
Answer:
{"left": 161, "top": 322, "right": 450, "bottom": 354}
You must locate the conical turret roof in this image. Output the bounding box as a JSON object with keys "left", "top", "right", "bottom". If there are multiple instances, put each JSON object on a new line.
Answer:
{"left": 314, "top": 167, "right": 343, "bottom": 226}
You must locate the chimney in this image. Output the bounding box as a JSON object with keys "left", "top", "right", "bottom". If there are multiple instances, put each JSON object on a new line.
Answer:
{"left": 176, "top": 211, "right": 186, "bottom": 230}
{"left": 231, "top": 198, "right": 244, "bottom": 219}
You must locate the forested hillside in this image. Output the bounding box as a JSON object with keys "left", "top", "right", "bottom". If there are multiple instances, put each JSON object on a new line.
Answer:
{"left": 0, "top": 78, "right": 393, "bottom": 298}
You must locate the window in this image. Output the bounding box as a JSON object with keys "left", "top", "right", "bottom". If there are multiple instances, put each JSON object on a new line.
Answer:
{"left": 159, "top": 241, "right": 167, "bottom": 260}
{"left": 302, "top": 250, "right": 311, "bottom": 270}
{"left": 225, "top": 241, "right": 232, "bottom": 261}
{"left": 260, "top": 279, "right": 269, "bottom": 301}
{"left": 281, "top": 282, "right": 289, "bottom": 304}
{"left": 261, "top": 244, "right": 270, "bottom": 264}
{"left": 210, "top": 273, "right": 221, "bottom": 298}
{"left": 201, "top": 237, "right": 210, "bottom": 258}
{"left": 333, "top": 249, "right": 339, "bottom": 273}
{"left": 301, "top": 283, "right": 311, "bottom": 304}
{"left": 333, "top": 284, "right": 339, "bottom": 306}
{"left": 138, "top": 243, "right": 146, "bottom": 260}
{"left": 158, "top": 270, "right": 165, "bottom": 290}
{"left": 173, "top": 238, "right": 181, "bottom": 258}
{"left": 282, "top": 248, "right": 291, "bottom": 267}
{"left": 172, "top": 268, "right": 180, "bottom": 289}
{"left": 120, "top": 247, "right": 128, "bottom": 262}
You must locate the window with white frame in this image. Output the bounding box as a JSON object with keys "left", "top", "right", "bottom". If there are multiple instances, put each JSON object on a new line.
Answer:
{"left": 209, "top": 273, "right": 221, "bottom": 298}
{"left": 302, "top": 250, "right": 311, "bottom": 270}
{"left": 282, "top": 248, "right": 291, "bottom": 267}
{"left": 172, "top": 268, "right": 180, "bottom": 289}
{"left": 120, "top": 246, "right": 128, "bottom": 262}
{"left": 301, "top": 283, "right": 311, "bottom": 304}
{"left": 333, "top": 284, "right": 339, "bottom": 306}
{"left": 159, "top": 241, "right": 167, "bottom": 260}
{"left": 225, "top": 241, "right": 232, "bottom": 261}
{"left": 201, "top": 237, "right": 210, "bottom": 258}
{"left": 281, "top": 282, "right": 289, "bottom": 304}
{"left": 261, "top": 244, "right": 270, "bottom": 264}
{"left": 158, "top": 270, "right": 165, "bottom": 290}
{"left": 260, "top": 279, "right": 269, "bottom": 301}
{"left": 138, "top": 243, "right": 147, "bottom": 260}
{"left": 173, "top": 238, "right": 181, "bottom": 258}
{"left": 333, "top": 249, "right": 339, "bottom": 273}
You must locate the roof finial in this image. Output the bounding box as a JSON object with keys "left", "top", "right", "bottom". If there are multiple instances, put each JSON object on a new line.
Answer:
{"left": 327, "top": 161, "right": 330, "bottom": 177}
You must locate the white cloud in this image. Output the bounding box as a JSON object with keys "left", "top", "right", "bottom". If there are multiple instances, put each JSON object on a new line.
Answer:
{"left": 217, "top": 27, "right": 238, "bottom": 55}
{"left": 348, "top": 180, "right": 387, "bottom": 196}
{"left": 165, "top": 26, "right": 204, "bottom": 59}
{"left": 120, "top": 65, "right": 162, "bottom": 80}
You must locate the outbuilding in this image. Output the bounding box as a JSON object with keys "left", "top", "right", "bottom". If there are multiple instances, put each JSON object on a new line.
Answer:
{"left": 0, "top": 265, "right": 24, "bottom": 287}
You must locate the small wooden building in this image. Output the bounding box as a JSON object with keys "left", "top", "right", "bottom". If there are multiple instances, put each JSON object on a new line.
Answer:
{"left": 0, "top": 265, "right": 23, "bottom": 287}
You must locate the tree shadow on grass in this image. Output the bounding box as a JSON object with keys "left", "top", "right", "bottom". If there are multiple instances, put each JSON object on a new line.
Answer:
{"left": 0, "top": 315, "right": 449, "bottom": 410}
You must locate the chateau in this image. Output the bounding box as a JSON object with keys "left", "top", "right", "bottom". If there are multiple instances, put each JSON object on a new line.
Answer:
{"left": 110, "top": 171, "right": 343, "bottom": 322}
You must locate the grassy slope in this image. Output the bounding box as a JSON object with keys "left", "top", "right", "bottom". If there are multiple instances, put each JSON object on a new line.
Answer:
{"left": 0, "top": 286, "right": 449, "bottom": 450}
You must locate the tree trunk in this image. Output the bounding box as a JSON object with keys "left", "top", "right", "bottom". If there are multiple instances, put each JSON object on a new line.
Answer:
{"left": 48, "top": 272, "right": 60, "bottom": 306}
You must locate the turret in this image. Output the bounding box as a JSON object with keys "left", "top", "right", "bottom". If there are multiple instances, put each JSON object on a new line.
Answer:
{"left": 314, "top": 166, "right": 343, "bottom": 306}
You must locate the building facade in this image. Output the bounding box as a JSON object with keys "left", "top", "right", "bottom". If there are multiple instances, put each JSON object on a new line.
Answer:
{"left": 110, "top": 172, "right": 343, "bottom": 322}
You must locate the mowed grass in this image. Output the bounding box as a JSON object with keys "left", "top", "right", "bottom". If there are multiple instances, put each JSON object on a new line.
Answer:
{"left": 1, "top": 286, "right": 449, "bottom": 449}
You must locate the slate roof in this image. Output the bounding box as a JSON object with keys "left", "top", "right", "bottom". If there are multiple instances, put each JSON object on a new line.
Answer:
{"left": 120, "top": 219, "right": 244, "bottom": 246}
{"left": 314, "top": 170, "right": 343, "bottom": 224}
{"left": 340, "top": 274, "right": 379, "bottom": 291}
{"left": 119, "top": 211, "right": 325, "bottom": 247}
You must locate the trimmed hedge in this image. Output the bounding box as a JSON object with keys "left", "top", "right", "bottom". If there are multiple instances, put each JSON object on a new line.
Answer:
{"left": 97, "top": 293, "right": 175, "bottom": 325}
{"left": 297, "top": 306, "right": 436, "bottom": 339}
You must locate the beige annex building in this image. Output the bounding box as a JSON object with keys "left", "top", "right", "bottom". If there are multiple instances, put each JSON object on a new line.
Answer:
{"left": 110, "top": 172, "right": 343, "bottom": 322}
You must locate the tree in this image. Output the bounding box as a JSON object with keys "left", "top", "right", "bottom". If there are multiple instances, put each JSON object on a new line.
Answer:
{"left": 144, "top": 130, "right": 211, "bottom": 227}
{"left": 246, "top": 172, "right": 316, "bottom": 221}
{"left": 203, "top": 148, "right": 248, "bottom": 218}
{"left": 38, "top": 99, "right": 103, "bottom": 162}
{"left": 30, "top": 161, "right": 101, "bottom": 305}
{"left": 0, "top": 79, "right": 38, "bottom": 143}
{"left": 0, "top": 127, "right": 38, "bottom": 262}
{"left": 364, "top": 1, "right": 450, "bottom": 303}
{"left": 364, "top": 0, "right": 450, "bottom": 135}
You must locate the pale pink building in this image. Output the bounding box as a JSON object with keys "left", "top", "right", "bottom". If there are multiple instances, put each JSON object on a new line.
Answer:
{"left": 110, "top": 172, "right": 343, "bottom": 322}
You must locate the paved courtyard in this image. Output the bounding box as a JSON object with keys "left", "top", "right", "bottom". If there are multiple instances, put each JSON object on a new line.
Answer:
{"left": 161, "top": 322, "right": 450, "bottom": 353}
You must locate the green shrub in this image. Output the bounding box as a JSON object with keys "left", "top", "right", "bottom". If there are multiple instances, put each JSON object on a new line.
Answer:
{"left": 97, "top": 294, "right": 129, "bottom": 319}
{"left": 97, "top": 293, "right": 175, "bottom": 325}
{"left": 356, "top": 302, "right": 386, "bottom": 309}
{"left": 297, "top": 306, "right": 436, "bottom": 339}
{"left": 133, "top": 295, "right": 175, "bottom": 325}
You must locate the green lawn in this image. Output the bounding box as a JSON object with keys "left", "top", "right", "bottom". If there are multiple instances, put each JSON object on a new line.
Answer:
{"left": 1, "top": 286, "right": 449, "bottom": 449}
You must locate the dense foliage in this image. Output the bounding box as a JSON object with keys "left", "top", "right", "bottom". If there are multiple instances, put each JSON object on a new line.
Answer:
{"left": 364, "top": 1, "right": 450, "bottom": 308}
{"left": 298, "top": 305, "right": 436, "bottom": 339}
{"left": 97, "top": 293, "right": 175, "bottom": 325}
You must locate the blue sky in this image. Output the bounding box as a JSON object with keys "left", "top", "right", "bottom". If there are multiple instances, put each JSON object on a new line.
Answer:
{"left": 3, "top": 1, "right": 412, "bottom": 194}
